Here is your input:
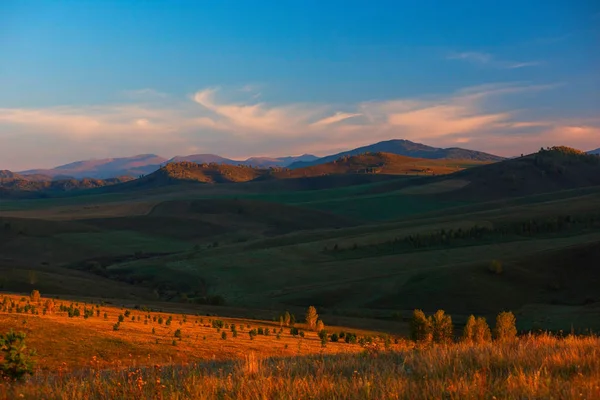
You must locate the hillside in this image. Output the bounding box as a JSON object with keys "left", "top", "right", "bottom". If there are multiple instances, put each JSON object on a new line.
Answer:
{"left": 0, "top": 175, "right": 134, "bottom": 198}
{"left": 134, "top": 161, "right": 269, "bottom": 186}
{"left": 109, "top": 153, "right": 483, "bottom": 192}
{"left": 278, "top": 152, "right": 487, "bottom": 178}
{"left": 446, "top": 146, "right": 600, "bottom": 200}
{"left": 20, "top": 154, "right": 167, "bottom": 179}
{"left": 288, "top": 139, "right": 504, "bottom": 168}
{"left": 589, "top": 148, "right": 600, "bottom": 155}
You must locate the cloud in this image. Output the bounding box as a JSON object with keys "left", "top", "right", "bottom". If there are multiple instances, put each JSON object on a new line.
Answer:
{"left": 448, "top": 51, "right": 541, "bottom": 69}
{"left": 0, "top": 84, "right": 597, "bottom": 170}
{"left": 311, "top": 112, "right": 362, "bottom": 126}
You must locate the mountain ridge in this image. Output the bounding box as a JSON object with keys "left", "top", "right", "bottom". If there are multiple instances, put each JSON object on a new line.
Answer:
{"left": 288, "top": 139, "right": 504, "bottom": 169}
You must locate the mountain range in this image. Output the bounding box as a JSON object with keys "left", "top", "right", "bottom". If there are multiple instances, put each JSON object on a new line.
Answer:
{"left": 288, "top": 139, "right": 504, "bottom": 169}
{"left": 13, "top": 139, "right": 508, "bottom": 180}
{"left": 19, "top": 154, "right": 319, "bottom": 180}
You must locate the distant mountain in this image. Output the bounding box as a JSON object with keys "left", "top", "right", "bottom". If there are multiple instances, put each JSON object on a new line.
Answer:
{"left": 169, "top": 154, "right": 236, "bottom": 165}
{"left": 20, "top": 154, "right": 167, "bottom": 179}
{"left": 169, "top": 154, "right": 318, "bottom": 168}
{"left": 288, "top": 139, "right": 504, "bottom": 169}
{"left": 244, "top": 154, "right": 318, "bottom": 168}
{"left": 588, "top": 148, "right": 600, "bottom": 155}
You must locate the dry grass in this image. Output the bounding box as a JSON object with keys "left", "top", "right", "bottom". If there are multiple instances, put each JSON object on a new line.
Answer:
{"left": 1, "top": 333, "right": 599, "bottom": 399}
{"left": 0, "top": 294, "right": 369, "bottom": 372}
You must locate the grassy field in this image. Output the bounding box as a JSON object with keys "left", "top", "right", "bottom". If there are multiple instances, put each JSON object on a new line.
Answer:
{"left": 1, "top": 293, "right": 599, "bottom": 399}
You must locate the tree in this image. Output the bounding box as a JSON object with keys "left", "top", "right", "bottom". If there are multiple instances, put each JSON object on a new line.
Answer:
{"left": 494, "top": 311, "right": 517, "bottom": 341}
{"left": 316, "top": 319, "right": 325, "bottom": 333}
{"left": 410, "top": 309, "right": 432, "bottom": 343}
{"left": 431, "top": 310, "right": 453, "bottom": 344}
{"left": 30, "top": 290, "right": 40, "bottom": 304}
{"left": 474, "top": 317, "right": 492, "bottom": 343}
{"left": 305, "top": 306, "right": 319, "bottom": 331}
{"left": 463, "top": 315, "right": 491, "bottom": 344}
{"left": 0, "top": 330, "right": 36, "bottom": 380}
{"left": 462, "top": 315, "right": 477, "bottom": 343}
{"left": 283, "top": 311, "right": 291, "bottom": 327}
{"left": 43, "top": 299, "right": 55, "bottom": 314}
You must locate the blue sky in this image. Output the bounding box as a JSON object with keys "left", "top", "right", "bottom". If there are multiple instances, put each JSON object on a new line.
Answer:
{"left": 1, "top": 0, "right": 599, "bottom": 169}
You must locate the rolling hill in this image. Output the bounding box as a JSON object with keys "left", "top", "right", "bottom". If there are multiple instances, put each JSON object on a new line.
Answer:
{"left": 288, "top": 139, "right": 504, "bottom": 168}
{"left": 445, "top": 146, "right": 600, "bottom": 200}
{"left": 0, "top": 173, "right": 134, "bottom": 198}
{"left": 110, "top": 152, "right": 486, "bottom": 192}
{"left": 588, "top": 148, "right": 600, "bottom": 155}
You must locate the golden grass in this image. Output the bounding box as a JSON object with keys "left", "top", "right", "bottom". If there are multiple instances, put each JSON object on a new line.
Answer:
{"left": 2, "top": 293, "right": 600, "bottom": 399}
{"left": 2, "top": 332, "right": 599, "bottom": 399}
{"left": 0, "top": 294, "right": 368, "bottom": 372}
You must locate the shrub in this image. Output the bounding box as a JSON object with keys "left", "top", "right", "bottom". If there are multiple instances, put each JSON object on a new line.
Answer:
{"left": 318, "top": 330, "right": 328, "bottom": 348}
{"left": 118, "top": 314, "right": 124, "bottom": 323}
{"left": 305, "top": 306, "right": 318, "bottom": 330}
{"left": 431, "top": 310, "right": 453, "bottom": 344}
{"left": 316, "top": 319, "right": 325, "bottom": 333}
{"left": 221, "top": 331, "right": 227, "bottom": 340}
{"left": 494, "top": 311, "right": 517, "bottom": 342}
{"left": 174, "top": 329, "right": 182, "bottom": 339}
{"left": 0, "top": 330, "right": 36, "bottom": 380}
{"left": 488, "top": 260, "right": 503, "bottom": 274}
{"left": 113, "top": 323, "right": 120, "bottom": 331}
{"left": 410, "top": 309, "right": 432, "bottom": 343}
{"left": 43, "top": 299, "right": 54, "bottom": 314}
{"left": 29, "top": 290, "right": 41, "bottom": 304}
{"left": 345, "top": 333, "right": 357, "bottom": 344}
{"left": 330, "top": 333, "right": 339, "bottom": 342}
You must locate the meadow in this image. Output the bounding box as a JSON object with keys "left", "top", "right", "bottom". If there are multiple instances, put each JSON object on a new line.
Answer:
{"left": 1, "top": 293, "right": 599, "bottom": 399}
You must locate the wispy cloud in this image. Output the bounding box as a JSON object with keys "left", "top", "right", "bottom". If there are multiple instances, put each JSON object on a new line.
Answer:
{"left": 311, "top": 112, "right": 362, "bottom": 126}
{"left": 0, "top": 83, "right": 597, "bottom": 170}
{"left": 448, "top": 51, "right": 541, "bottom": 69}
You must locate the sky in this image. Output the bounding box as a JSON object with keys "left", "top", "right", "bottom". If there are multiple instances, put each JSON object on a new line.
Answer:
{"left": 1, "top": 0, "right": 599, "bottom": 170}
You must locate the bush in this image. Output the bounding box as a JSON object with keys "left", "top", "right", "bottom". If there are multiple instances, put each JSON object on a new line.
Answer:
{"left": 30, "top": 290, "right": 41, "bottom": 304}
{"left": 344, "top": 333, "right": 357, "bottom": 344}
{"left": 316, "top": 319, "right": 325, "bottom": 333}
{"left": 0, "top": 330, "right": 36, "bottom": 380}
{"left": 174, "top": 329, "right": 182, "bottom": 339}
{"left": 488, "top": 260, "right": 503, "bottom": 274}
{"left": 221, "top": 331, "right": 227, "bottom": 340}
{"left": 410, "top": 309, "right": 432, "bottom": 343}
{"left": 305, "top": 306, "right": 318, "bottom": 330}
{"left": 113, "top": 323, "right": 120, "bottom": 331}
{"left": 494, "top": 311, "right": 517, "bottom": 342}
{"left": 330, "top": 333, "right": 339, "bottom": 342}
{"left": 118, "top": 314, "right": 124, "bottom": 323}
